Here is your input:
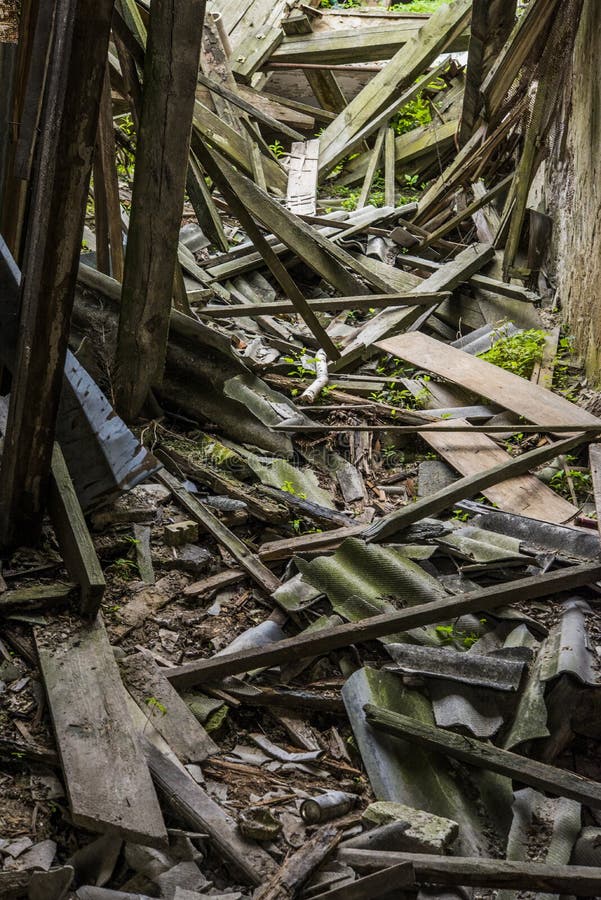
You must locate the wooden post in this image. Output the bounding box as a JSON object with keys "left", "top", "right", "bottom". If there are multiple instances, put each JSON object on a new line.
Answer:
{"left": 0, "top": 0, "right": 115, "bottom": 549}
{"left": 459, "top": 0, "right": 517, "bottom": 145}
{"left": 114, "top": 0, "right": 206, "bottom": 421}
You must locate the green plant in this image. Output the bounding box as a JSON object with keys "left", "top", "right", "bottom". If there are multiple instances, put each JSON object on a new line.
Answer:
{"left": 550, "top": 461, "right": 591, "bottom": 499}
{"left": 269, "top": 139, "right": 286, "bottom": 159}
{"left": 389, "top": 0, "right": 447, "bottom": 11}
{"left": 435, "top": 623, "right": 478, "bottom": 649}
{"left": 393, "top": 96, "right": 432, "bottom": 136}
{"left": 146, "top": 697, "right": 167, "bottom": 717}
{"left": 478, "top": 328, "right": 547, "bottom": 379}
{"left": 281, "top": 480, "right": 307, "bottom": 500}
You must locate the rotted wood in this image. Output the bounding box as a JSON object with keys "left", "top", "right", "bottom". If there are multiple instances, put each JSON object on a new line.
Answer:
{"left": 35, "top": 615, "right": 168, "bottom": 847}
{"left": 48, "top": 443, "right": 106, "bottom": 617}
{"left": 254, "top": 823, "right": 342, "bottom": 899}
{"left": 337, "top": 850, "right": 601, "bottom": 895}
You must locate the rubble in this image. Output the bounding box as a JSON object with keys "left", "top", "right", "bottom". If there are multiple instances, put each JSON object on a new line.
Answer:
{"left": 2, "top": 0, "right": 601, "bottom": 898}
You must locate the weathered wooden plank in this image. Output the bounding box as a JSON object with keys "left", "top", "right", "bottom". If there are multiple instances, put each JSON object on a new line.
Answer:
{"left": 363, "top": 432, "right": 586, "bottom": 541}
{"left": 459, "top": 0, "right": 517, "bottom": 143}
{"left": 48, "top": 443, "right": 106, "bottom": 617}
{"left": 286, "top": 139, "right": 320, "bottom": 216}
{"left": 144, "top": 740, "right": 277, "bottom": 884}
{"left": 158, "top": 469, "right": 281, "bottom": 594}
{"left": 120, "top": 651, "right": 217, "bottom": 763}
{"left": 336, "top": 850, "right": 601, "bottom": 895}
{"left": 589, "top": 443, "right": 601, "bottom": 541}
{"left": 0, "top": 582, "right": 76, "bottom": 616}
{"left": 376, "top": 332, "right": 601, "bottom": 427}
{"left": 196, "top": 143, "right": 341, "bottom": 358}
{"left": 35, "top": 616, "right": 167, "bottom": 847}
{"left": 317, "top": 0, "right": 471, "bottom": 175}
{"left": 254, "top": 825, "right": 342, "bottom": 900}
{"left": 200, "top": 291, "right": 450, "bottom": 318}
{"left": 365, "top": 703, "right": 601, "bottom": 807}
{"left": 165, "top": 563, "right": 601, "bottom": 688}
{"left": 357, "top": 126, "right": 386, "bottom": 210}
{"left": 115, "top": 0, "right": 205, "bottom": 420}
{"left": 421, "top": 420, "right": 577, "bottom": 524}
{"left": 0, "top": 0, "right": 115, "bottom": 547}
{"left": 421, "top": 174, "right": 512, "bottom": 247}
{"left": 196, "top": 70, "right": 303, "bottom": 142}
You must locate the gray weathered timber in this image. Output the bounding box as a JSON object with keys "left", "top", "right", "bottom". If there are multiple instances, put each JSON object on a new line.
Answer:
{"left": 365, "top": 705, "right": 601, "bottom": 807}
{"left": 48, "top": 444, "right": 105, "bottom": 617}
{"left": 120, "top": 652, "right": 217, "bottom": 763}
{"left": 200, "top": 292, "right": 450, "bottom": 318}
{"left": 115, "top": 0, "right": 205, "bottom": 420}
{"left": 164, "top": 563, "right": 601, "bottom": 688}
{"left": 317, "top": 0, "right": 471, "bottom": 175}
{"left": 144, "top": 740, "right": 277, "bottom": 884}
{"left": 35, "top": 616, "right": 167, "bottom": 847}
{"left": 0, "top": 582, "right": 76, "bottom": 616}
{"left": 158, "top": 469, "right": 281, "bottom": 594}
{"left": 254, "top": 824, "right": 342, "bottom": 900}
{"left": 459, "top": 0, "right": 517, "bottom": 143}
{"left": 363, "top": 432, "right": 587, "bottom": 541}
{"left": 336, "top": 850, "right": 601, "bottom": 895}
{"left": 0, "top": 0, "right": 115, "bottom": 547}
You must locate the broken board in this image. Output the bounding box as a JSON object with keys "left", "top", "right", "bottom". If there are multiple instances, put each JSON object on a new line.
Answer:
{"left": 423, "top": 420, "right": 577, "bottom": 523}
{"left": 35, "top": 615, "right": 167, "bottom": 847}
{"left": 376, "top": 332, "right": 601, "bottom": 428}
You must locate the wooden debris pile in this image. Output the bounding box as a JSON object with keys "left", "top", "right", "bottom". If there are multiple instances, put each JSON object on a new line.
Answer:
{"left": 2, "top": 0, "right": 601, "bottom": 898}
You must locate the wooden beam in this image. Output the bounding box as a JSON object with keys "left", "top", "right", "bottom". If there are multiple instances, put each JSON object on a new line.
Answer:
{"left": 144, "top": 740, "right": 277, "bottom": 884}
{"left": 158, "top": 469, "right": 281, "bottom": 594}
{"left": 120, "top": 651, "right": 217, "bottom": 764}
{"left": 0, "top": 0, "right": 115, "bottom": 547}
{"left": 195, "top": 143, "right": 341, "bottom": 359}
{"left": 164, "top": 563, "right": 601, "bottom": 688}
{"left": 363, "top": 432, "right": 587, "bottom": 541}
{"left": 286, "top": 139, "right": 320, "bottom": 216}
{"left": 199, "top": 291, "right": 450, "bottom": 318}
{"left": 365, "top": 704, "right": 601, "bottom": 807}
{"left": 115, "top": 0, "right": 205, "bottom": 420}
{"left": 459, "top": 0, "right": 517, "bottom": 143}
{"left": 36, "top": 615, "right": 167, "bottom": 847}
{"left": 48, "top": 443, "right": 106, "bottom": 617}
{"left": 336, "top": 850, "right": 601, "bottom": 896}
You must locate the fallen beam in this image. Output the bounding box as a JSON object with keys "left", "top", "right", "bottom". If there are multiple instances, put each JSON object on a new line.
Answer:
{"left": 199, "top": 291, "right": 450, "bottom": 318}
{"left": 364, "top": 704, "right": 601, "bottom": 808}
{"left": 164, "top": 562, "right": 601, "bottom": 688}
{"left": 336, "top": 850, "right": 601, "bottom": 895}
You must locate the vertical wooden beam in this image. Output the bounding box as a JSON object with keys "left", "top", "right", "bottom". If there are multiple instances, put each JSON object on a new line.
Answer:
{"left": 0, "top": 0, "right": 115, "bottom": 548}
{"left": 115, "top": 0, "right": 206, "bottom": 421}
{"left": 459, "top": 0, "right": 517, "bottom": 145}
{"left": 384, "top": 126, "right": 396, "bottom": 207}
{"left": 93, "top": 63, "right": 124, "bottom": 281}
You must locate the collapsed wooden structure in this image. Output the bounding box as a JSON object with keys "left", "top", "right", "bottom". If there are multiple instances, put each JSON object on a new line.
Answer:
{"left": 2, "top": 0, "right": 601, "bottom": 897}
